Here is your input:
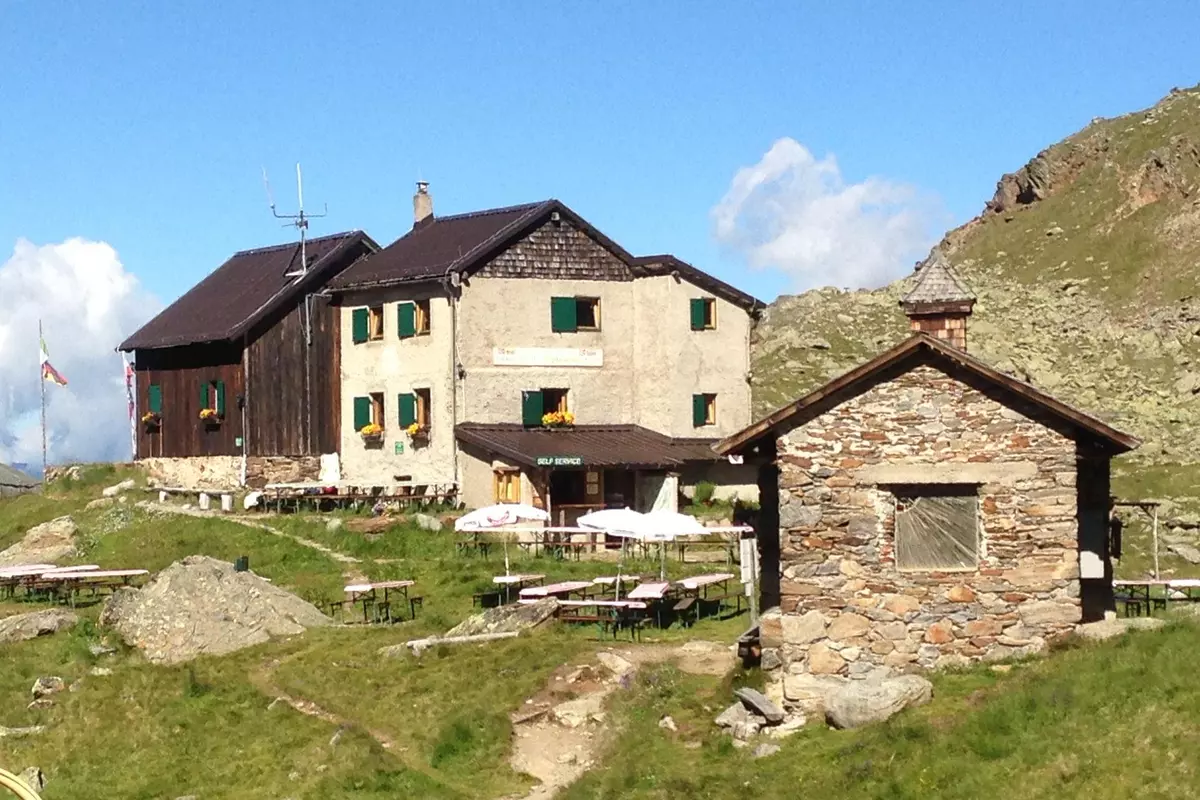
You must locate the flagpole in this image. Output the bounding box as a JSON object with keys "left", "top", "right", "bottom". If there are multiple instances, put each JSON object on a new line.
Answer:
{"left": 39, "top": 319, "right": 47, "bottom": 479}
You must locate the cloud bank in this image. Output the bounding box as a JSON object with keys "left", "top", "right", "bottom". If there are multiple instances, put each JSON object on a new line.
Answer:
{"left": 0, "top": 238, "right": 160, "bottom": 469}
{"left": 712, "top": 138, "right": 948, "bottom": 291}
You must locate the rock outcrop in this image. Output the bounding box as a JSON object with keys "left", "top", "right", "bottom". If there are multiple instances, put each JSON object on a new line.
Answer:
{"left": 444, "top": 597, "right": 559, "bottom": 638}
{"left": 100, "top": 555, "right": 329, "bottom": 664}
{"left": 0, "top": 609, "right": 78, "bottom": 644}
{"left": 0, "top": 516, "right": 78, "bottom": 566}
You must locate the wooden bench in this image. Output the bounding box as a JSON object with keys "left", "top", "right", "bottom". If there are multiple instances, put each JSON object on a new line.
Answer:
{"left": 673, "top": 596, "right": 698, "bottom": 627}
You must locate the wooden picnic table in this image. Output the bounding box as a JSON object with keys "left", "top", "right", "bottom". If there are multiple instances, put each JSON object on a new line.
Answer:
{"left": 519, "top": 580, "right": 592, "bottom": 600}
{"left": 673, "top": 573, "right": 739, "bottom": 624}
{"left": 625, "top": 581, "right": 671, "bottom": 600}
{"left": 546, "top": 598, "right": 649, "bottom": 640}
{"left": 492, "top": 573, "right": 545, "bottom": 604}
{"left": 1114, "top": 578, "right": 1200, "bottom": 615}
{"left": 341, "top": 580, "right": 417, "bottom": 624}
{"left": 41, "top": 569, "right": 150, "bottom": 606}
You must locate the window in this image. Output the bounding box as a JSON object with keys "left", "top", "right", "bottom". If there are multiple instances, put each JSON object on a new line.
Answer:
{"left": 690, "top": 298, "right": 716, "bottom": 331}
{"left": 494, "top": 470, "right": 521, "bottom": 503}
{"left": 894, "top": 486, "right": 980, "bottom": 571}
{"left": 398, "top": 388, "right": 432, "bottom": 430}
{"left": 370, "top": 392, "right": 385, "bottom": 425}
{"left": 692, "top": 393, "right": 716, "bottom": 427}
{"left": 550, "top": 296, "right": 600, "bottom": 332}
{"left": 398, "top": 300, "right": 431, "bottom": 338}
{"left": 200, "top": 380, "right": 226, "bottom": 415}
{"left": 353, "top": 393, "right": 386, "bottom": 432}
{"left": 541, "top": 388, "right": 569, "bottom": 414}
{"left": 351, "top": 306, "right": 385, "bottom": 343}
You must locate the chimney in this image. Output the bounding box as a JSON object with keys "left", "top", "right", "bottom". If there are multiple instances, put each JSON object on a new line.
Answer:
{"left": 899, "top": 248, "right": 976, "bottom": 351}
{"left": 413, "top": 181, "right": 433, "bottom": 226}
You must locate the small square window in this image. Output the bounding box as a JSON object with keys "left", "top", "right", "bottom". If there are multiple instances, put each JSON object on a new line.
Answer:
{"left": 494, "top": 470, "right": 521, "bottom": 503}
{"left": 369, "top": 392, "right": 385, "bottom": 425}
{"left": 541, "top": 388, "right": 569, "bottom": 414}
{"left": 575, "top": 298, "right": 600, "bottom": 330}
{"left": 894, "top": 486, "right": 980, "bottom": 571}
{"left": 700, "top": 299, "right": 716, "bottom": 329}
{"left": 692, "top": 393, "right": 716, "bottom": 427}
{"left": 368, "top": 306, "right": 384, "bottom": 341}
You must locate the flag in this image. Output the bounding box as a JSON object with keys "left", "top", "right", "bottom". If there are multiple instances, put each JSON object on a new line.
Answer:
{"left": 39, "top": 336, "right": 68, "bottom": 386}
{"left": 123, "top": 353, "right": 137, "bottom": 458}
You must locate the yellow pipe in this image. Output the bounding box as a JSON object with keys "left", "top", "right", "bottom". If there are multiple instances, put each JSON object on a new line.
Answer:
{"left": 0, "top": 768, "right": 41, "bottom": 800}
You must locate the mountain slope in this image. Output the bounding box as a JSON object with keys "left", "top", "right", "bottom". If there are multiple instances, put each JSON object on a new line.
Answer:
{"left": 752, "top": 84, "right": 1200, "bottom": 463}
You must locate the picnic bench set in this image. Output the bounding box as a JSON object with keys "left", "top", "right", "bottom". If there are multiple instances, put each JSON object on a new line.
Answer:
{"left": 262, "top": 482, "right": 457, "bottom": 514}
{"left": 1113, "top": 578, "right": 1200, "bottom": 616}
{"left": 474, "top": 572, "right": 742, "bottom": 639}
{"left": 456, "top": 530, "right": 743, "bottom": 564}
{"left": 322, "top": 580, "right": 424, "bottom": 625}
{"left": 0, "top": 563, "right": 149, "bottom": 606}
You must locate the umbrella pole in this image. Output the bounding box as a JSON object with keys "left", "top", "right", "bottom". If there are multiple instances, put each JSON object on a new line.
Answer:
{"left": 504, "top": 535, "right": 510, "bottom": 577}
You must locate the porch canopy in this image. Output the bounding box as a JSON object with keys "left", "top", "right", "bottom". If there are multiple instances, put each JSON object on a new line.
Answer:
{"left": 455, "top": 423, "right": 722, "bottom": 469}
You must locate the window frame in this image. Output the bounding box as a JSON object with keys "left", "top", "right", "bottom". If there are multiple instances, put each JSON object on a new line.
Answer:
{"left": 414, "top": 299, "right": 431, "bottom": 335}
{"left": 892, "top": 485, "right": 981, "bottom": 573}
{"left": 494, "top": 469, "right": 521, "bottom": 503}
{"left": 693, "top": 393, "right": 717, "bottom": 427}
{"left": 369, "top": 392, "right": 385, "bottom": 426}
{"left": 415, "top": 387, "right": 432, "bottom": 427}
{"left": 541, "top": 387, "right": 570, "bottom": 414}
{"left": 367, "top": 305, "right": 385, "bottom": 341}
{"left": 574, "top": 297, "right": 601, "bottom": 331}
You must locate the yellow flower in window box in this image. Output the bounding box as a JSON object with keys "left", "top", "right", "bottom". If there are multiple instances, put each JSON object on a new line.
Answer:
{"left": 359, "top": 422, "right": 384, "bottom": 438}
{"left": 542, "top": 410, "right": 575, "bottom": 428}
{"left": 406, "top": 422, "right": 428, "bottom": 438}
{"left": 141, "top": 411, "right": 161, "bottom": 425}
{"left": 198, "top": 408, "right": 221, "bottom": 424}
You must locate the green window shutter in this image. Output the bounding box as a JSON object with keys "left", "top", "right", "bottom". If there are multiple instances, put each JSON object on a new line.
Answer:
{"left": 351, "top": 308, "right": 369, "bottom": 343}
{"left": 200, "top": 382, "right": 210, "bottom": 409}
{"left": 550, "top": 297, "right": 577, "bottom": 332}
{"left": 690, "top": 298, "right": 707, "bottom": 331}
{"left": 215, "top": 381, "right": 227, "bottom": 415}
{"left": 522, "top": 391, "right": 544, "bottom": 427}
{"left": 692, "top": 394, "right": 707, "bottom": 428}
{"left": 397, "top": 302, "right": 417, "bottom": 338}
{"left": 353, "top": 397, "right": 371, "bottom": 431}
{"left": 148, "top": 384, "right": 162, "bottom": 414}
{"left": 398, "top": 393, "right": 417, "bottom": 427}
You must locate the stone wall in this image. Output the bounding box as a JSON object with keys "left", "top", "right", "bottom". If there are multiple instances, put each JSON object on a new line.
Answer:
{"left": 245, "top": 456, "right": 321, "bottom": 488}
{"left": 761, "top": 364, "right": 1087, "bottom": 709}
{"left": 137, "top": 456, "right": 241, "bottom": 490}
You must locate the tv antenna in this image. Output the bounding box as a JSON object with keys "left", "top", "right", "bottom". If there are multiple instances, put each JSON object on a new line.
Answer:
{"left": 262, "top": 163, "right": 327, "bottom": 277}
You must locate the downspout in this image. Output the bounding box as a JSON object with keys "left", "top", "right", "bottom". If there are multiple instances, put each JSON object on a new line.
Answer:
{"left": 240, "top": 334, "right": 249, "bottom": 487}
{"left": 442, "top": 267, "right": 462, "bottom": 496}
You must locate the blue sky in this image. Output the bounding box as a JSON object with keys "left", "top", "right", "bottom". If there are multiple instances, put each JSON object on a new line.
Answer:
{"left": 2, "top": 1, "right": 1198, "bottom": 305}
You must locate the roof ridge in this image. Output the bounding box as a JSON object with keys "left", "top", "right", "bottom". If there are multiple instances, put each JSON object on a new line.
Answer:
{"left": 232, "top": 230, "right": 360, "bottom": 258}
{"left": 429, "top": 200, "right": 551, "bottom": 224}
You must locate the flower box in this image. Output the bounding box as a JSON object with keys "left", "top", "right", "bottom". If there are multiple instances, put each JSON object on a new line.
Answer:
{"left": 542, "top": 410, "right": 575, "bottom": 429}
{"left": 198, "top": 408, "right": 222, "bottom": 429}
{"left": 406, "top": 423, "right": 430, "bottom": 442}
{"left": 141, "top": 412, "right": 162, "bottom": 433}
{"left": 360, "top": 423, "right": 384, "bottom": 446}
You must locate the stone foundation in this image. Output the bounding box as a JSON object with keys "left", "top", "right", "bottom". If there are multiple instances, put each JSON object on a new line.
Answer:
{"left": 761, "top": 364, "right": 1098, "bottom": 712}
{"left": 245, "top": 456, "right": 321, "bottom": 488}
{"left": 137, "top": 457, "right": 242, "bottom": 490}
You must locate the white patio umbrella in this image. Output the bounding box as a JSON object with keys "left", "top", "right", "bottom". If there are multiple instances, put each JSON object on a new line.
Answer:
{"left": 455, "top": 503, "right": 550, "bottom": 575}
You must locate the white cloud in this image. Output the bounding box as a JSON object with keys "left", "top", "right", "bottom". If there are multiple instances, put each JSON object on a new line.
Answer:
{"left": 0, "top": 238, "right": 160, "bottom": 470}
{"left": 712, "top": 138, "right": 948, "bottom": 291}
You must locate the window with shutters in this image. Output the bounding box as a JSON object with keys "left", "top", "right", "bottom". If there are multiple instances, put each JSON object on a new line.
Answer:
{"left": 147, "top": 384, "right": 163, "bottom": 414}
{"left": 200, "top": 380, "right": 226, "bottom": 417}
{"left": 494, "top": 470, "right": 521, "bottom": 503}
{"left": 521, "top": 390, "right": 544, "bottom": 427}
{"left": 370, "top": 392, "right": 385, "bottom": 426}
{"left": 550, "top": 296, "right": 600, "bottom": 332}
{"left": 397, "top": 300, "right": 431, "bottom": 338}
{"left": 368, "top": 306, "right": 384, "bottom": 341}
{"left": 690, "top": 298, "right": 716, "bottom": 330}
{"left": 893, "top": 486, "right": 980, "bottom": 572}
{"left": 692, "top": 393, "right": 716, "bottom": 427}
{"left": 415, "top": 388, "right": 431, "bottom": 427}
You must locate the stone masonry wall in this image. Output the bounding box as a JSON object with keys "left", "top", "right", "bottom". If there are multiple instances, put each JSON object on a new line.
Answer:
{"left": 759, "top": 365, "right": 1083, "bottom": 710}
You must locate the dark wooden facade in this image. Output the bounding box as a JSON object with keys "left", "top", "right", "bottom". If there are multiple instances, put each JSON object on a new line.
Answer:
{"left": 244, "top": 295, "right": 341, "bottom": 457}
{"left": 136, "top": 343, "right": 245, "bottom": 458}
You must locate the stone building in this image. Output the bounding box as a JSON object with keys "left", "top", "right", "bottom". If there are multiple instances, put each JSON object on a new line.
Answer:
{"left": 716, "top": 255, "right": 1138, "bottom": 707}
{"left": 328, "top": 184, "right": 763, "bottom": 517}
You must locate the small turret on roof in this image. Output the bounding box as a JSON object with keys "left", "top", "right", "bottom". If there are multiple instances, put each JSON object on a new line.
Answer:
{"left": 900, "top": 248, "right": 976, "bottom": 351}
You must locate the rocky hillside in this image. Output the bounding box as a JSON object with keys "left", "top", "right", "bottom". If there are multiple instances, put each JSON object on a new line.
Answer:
{"left": 752, "top": 84, "right": 1200, "bottom": 463}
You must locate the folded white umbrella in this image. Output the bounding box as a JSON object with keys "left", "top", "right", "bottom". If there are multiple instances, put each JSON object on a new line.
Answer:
{"left": 642, "top": 509, "right": 707, "bottom": 540}
{"left": 454, "top": 503, "right": 549, "bottom": 531}
{"left": 577, "top": 507, "right": 649, "bottom": 535}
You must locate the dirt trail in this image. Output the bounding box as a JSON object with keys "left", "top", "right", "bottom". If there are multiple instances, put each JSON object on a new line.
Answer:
{"left": 509, "top": 640, "right": 735, "bottom": 799}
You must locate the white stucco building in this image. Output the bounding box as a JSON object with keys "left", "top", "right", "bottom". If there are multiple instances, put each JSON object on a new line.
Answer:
{"left": 329, "top": 185, "right": 763, "bottom": 518}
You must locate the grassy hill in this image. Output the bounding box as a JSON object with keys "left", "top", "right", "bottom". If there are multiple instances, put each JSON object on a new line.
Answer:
{"left": 752, "top": 84, "right": 1200, "bottom": 470}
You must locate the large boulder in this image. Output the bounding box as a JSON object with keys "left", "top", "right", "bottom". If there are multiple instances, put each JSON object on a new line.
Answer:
{"left": 0, "top": 516, "right": 78, "bottom": 566}
{"left": 445, "top": 597, "right": 558, "bottom": 638}
{"left": 824, "top": 675, "right": 933, "bottom": 730}
{"left": 0, "top": 609, "right": 78, "bottom": 644}
{"left": 734, "top": 687, "right": 785, "bottom": 724}
{"left": 99, "top": 555, "right": 330, "bottom": 664}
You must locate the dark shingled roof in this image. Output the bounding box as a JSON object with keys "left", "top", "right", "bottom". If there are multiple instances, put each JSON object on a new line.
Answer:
{"left": 120, "top": 231, "right": 378, "bottom": 351}
{"left": 455, "top": 423, "right": 723, "bottom": 469}
{"left": 332, "top": 201, "right": 561, "bottom": 289}
{"left": 716, "top": 333, "right": 1140, "bottom": 456}
{"left": 331, "top": 200, "right": 761, "bottom": 311}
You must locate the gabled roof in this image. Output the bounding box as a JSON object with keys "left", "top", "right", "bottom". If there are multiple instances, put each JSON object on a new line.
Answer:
{"left": 716, "top": 334, "right": 1140, "bottom": 456}
{"left": 120, "top": 231, "right": 379, "bottom": 351}
{"left": 901, "top": 249, "right": 975, "bottom": 310}
{"left": 630, "top": 254, "right": 763, "bottom": 313}
{"left": 456, "top": 423, "right": 723, "bottom": 469}
{"left": 332, "top": 199, "right": 636, "bottom": 290}
{"left": 0, "top": 463, "right": 39, "bottom": 488}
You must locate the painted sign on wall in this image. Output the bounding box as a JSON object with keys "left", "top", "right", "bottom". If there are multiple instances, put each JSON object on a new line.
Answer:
{"left": 492, "top": 347, "right": 603, "bottom": 368}
{"left": 535, "top": 456, "right": 584, "bottom": 467}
